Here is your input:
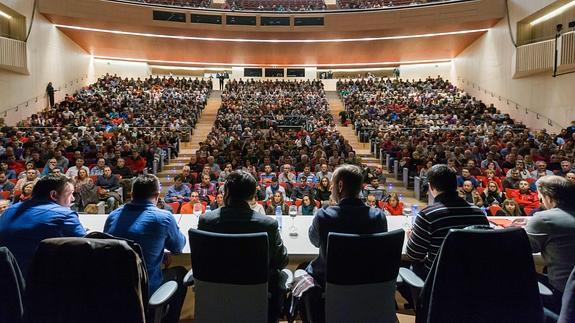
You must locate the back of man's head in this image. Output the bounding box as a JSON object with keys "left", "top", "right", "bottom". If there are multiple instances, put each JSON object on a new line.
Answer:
{"left": 427, "top": 164, "right": 457, "bottom": 194}
{"left": 132, "top": 175, "right": 160, "bottom": 201}
{"left": 224, "top": 170, "right": 257, "bottom": 205}
{"left": 332, "top": 164, "right": 363, "bottom": 201}
{"left": 32, "top": 174, "right": 72, "bottom": 200}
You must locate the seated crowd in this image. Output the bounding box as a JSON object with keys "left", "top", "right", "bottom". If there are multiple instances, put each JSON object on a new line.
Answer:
{"left": 337, "top": 0, "right": 442, "bottom": 10}
{"left": 132, "top": 0, "right": 212, "bottom": 8}
{"left": 0, "top": 74, "right": 211, "bottom": 213}
{"left": 161, "top": 79, "right": 395, "bottom": 216}
{"left": 1, "top": 74, "right": 574, "bottom": 322}
{"left": 225, "top": 0, "right": 326, "bottom": 10}
{"left": 338, "top": 77, "right": 575, "bottom": 216}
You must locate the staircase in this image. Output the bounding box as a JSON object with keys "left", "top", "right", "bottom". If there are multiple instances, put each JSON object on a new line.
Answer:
{"left": 156, "top": 91, "right": 221, "bottom": 194}
{"left": 327, "top": 92, "right": 423, "bottom": 207}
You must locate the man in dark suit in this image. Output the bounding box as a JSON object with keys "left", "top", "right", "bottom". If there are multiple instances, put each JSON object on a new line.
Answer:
{"left": 198, "top": 170, "right": 289, "bottom": 322}
{"left": 304, "top": 164, "right": 388, "bottom": 322}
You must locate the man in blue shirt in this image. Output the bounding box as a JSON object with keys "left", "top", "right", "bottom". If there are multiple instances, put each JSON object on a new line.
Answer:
{"left": 0, "top": 174, "right": 86, "bottom": 275}
{"left": 104, "top": 174, "right": 186, "bottom": 323}
{"left": 164, "top": 174, "right": 191, "bottom": 205}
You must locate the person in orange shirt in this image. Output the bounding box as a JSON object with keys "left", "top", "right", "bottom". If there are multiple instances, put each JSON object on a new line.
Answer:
{"left": 180, "top": 192, "right": 206, "bottom": 214}
{"left": 383, "top": 192, "right": 404, "bottom": 215}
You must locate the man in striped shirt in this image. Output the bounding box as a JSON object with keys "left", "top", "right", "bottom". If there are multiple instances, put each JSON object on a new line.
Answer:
{"left": 406, "top": 164, "right": 488, "bottom": 277}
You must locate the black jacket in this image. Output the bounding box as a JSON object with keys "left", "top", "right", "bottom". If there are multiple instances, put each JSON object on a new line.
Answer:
{"left": 198, "top": 202, "right": 288, "bottom": 275}
{"left": 306, "top": 197, "right": 388, "bottom": 287}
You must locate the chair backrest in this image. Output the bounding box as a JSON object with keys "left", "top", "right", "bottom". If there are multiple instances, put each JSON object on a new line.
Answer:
{"left": 188, "top": 229, "right": 269, "bottom": 323}
{"left": 419, "top": 227, "right": 543, "bottom": 323}
{"left": 24, "top": 237, "right": 148, "bottom": 323}
{"left": 0, "top": 247, "right": 25, "bottom": 323}
{"left": 325, "top": 229, "right": 404, "bottom": 323}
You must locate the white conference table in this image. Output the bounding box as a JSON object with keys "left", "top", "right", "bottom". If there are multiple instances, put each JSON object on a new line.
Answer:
{"left": 79, "top": 214, "right": 529, "bottom": 255}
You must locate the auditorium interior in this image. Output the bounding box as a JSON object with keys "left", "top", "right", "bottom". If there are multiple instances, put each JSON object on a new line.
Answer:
{"left": 1, "top": 0, "right": 575, "bottom": 322}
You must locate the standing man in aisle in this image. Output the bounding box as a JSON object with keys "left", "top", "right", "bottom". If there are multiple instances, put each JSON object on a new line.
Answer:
{"left": 46, "top": 82, "right": 56, "bottom": 108}
{"left": 0, "top": 174, "right": 86, "bottom": 276}
{"left": 104, "top": 175, "right": 187, "bottom": 323}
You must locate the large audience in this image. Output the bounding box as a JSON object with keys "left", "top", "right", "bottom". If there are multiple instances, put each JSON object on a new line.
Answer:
{"left": 336, "top": 0, "right": 439, "bottom": 9}
{"left": 164, "top": 79, "right": 376, "bottom": 215}
{"left": 1, "top": 74, "right": 575, "bottom": 322}
{"left": 225, "top": 0, "right": 326, "bottom": 11}
{"left": 338, "top": 77, "right": 575, "bottom": 215}
{"left": 131, "top": 0, "right": 212, "bottom": 8}
{"left": 120, "top": 0, "right": 451, "bottom": 10}
{"left": 0, "top": 74, "right": 211, "bottom": 213}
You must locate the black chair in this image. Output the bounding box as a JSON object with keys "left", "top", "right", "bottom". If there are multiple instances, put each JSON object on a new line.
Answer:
{"left": 23, "top": 236, "right": 177, "bottom": 323}
{"left": 400, "top": 227, "right": 545, "bottom": 323}
{"left": 0, "top": 247, "right": 25, "bottom": 323}
{"left": 544, "top": 266, "right": 575, "bottom": 323}
{"left": 559, "top": 266, "right": 575, "bottom": 323}
{"left": 185, "top": 229, "right": 275, "bottom": 323}
{"left": 323, "top": 229, "right": 404, "bottom": 322}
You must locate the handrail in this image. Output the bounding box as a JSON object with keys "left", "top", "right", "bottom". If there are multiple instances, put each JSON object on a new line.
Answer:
{"left": 0, "top": 74, "right": 89, "bottom": 117}
{"left": 104, "top": 0, "right": 472, "bottom": 14}
{"left": 456, "top": 76, "right": 565, "bottom": 130}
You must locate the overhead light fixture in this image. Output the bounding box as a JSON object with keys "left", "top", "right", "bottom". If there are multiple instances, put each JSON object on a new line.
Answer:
{"left": 95, "top": 56, "right": 452, "bottom": 68}
{"left": 55, "top": 24, "right": 488, "bottom": 43}
{"left": 0, "top": 9, "right": 12, "bottom": 19}
{"left": 530, "top": 0, "right": 575, "bottom": 25}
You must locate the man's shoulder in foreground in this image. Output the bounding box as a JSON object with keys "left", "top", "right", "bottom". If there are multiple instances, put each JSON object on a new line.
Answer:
{"left": 3, "top": 200, "right": 78, "bottom": 219}
{"left": 108, "top": 202, "right": 174, "bottom": 222}
{"left": 201, "top": 207, "right": 276, "bottom": 226}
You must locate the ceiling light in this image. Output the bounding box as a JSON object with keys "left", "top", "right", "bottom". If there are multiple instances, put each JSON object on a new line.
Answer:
{"left": 0, "top": 9, "right": 12, "bottom": 19}
{"left": 94, "top": 56, "right": 452, "bottom": 67}
{"left": 56, "top": 24, "right": 488, "bottom": 43}
{"left": 531, "top": 1, "right": 575, "bottom": 25}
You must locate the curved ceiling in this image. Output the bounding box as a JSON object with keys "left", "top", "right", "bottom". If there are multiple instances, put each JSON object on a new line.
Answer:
{"left": 39, "top": 0, "right": 505, "bottom": 67}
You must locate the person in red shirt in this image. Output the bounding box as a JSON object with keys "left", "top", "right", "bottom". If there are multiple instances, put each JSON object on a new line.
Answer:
{"left": 125, "top": 150, "right": 146, "bottom": 174}
{"left": 511, "top": 180, "right": 540, "bottom": 216}
{"left": 383, "top": 192, "right": 404, "bottom": 216}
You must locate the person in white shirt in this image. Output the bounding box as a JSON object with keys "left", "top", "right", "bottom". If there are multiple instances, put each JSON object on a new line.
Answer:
{"left": 249, "top": 198, "right": 266, "bottom": 215}
{"left": 65, "top": 158, "right": 90, "bottom": 178}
